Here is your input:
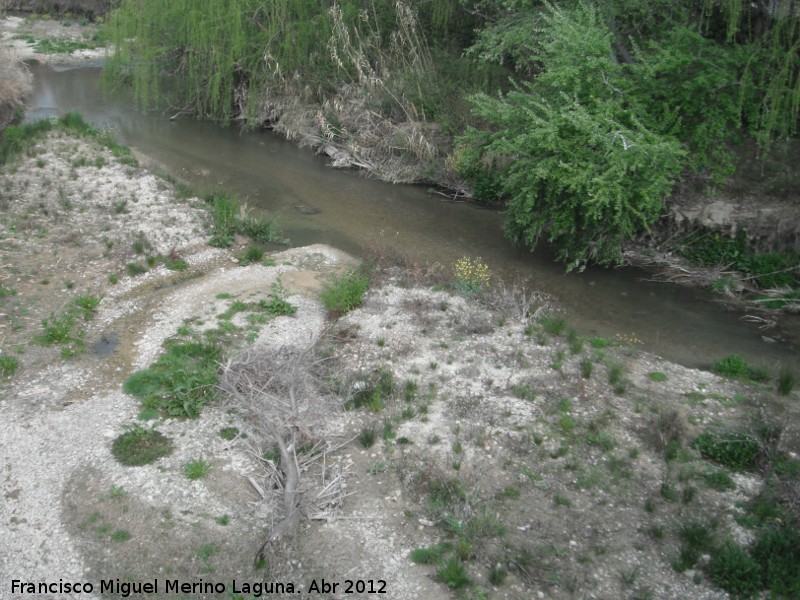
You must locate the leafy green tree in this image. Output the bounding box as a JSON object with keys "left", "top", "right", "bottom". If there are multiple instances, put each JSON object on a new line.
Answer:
{"left": 460, "top": 2, "right": 684, "bottom": 269}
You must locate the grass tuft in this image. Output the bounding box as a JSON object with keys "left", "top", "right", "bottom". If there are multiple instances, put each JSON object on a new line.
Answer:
{"left": 358, "top": 424, "right": 377, "bottom": 448}
{"left": 0, "top": 355, "right": 20, "bottom": 378}
{"left": 777, "top": 366, "right": 796, "bottom": 395}
{"left": 184, "top": 459, "right": 212, "bottom": 480}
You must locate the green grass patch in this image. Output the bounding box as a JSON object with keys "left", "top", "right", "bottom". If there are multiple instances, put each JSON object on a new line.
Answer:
{"left": 238, "top": 214, "right": 284, "bottom": 244}
{"left": 208, "top": 193, "right": 238, "bottom": 248}
{"left": 239, "top": 244, "right": 264, "bottom": 266}
{"left": 539, "top": 315, "right": 567, "bottom": 336}
{"left": 436, "top": 558, "right": 471, "bottom": 590}
{"left": 703, "top": 467, "right": 736, "bottom": 491}
{"left": 0, "top": 355, "right": 20, "bottom": 378}
{"left": 410, "top": 543, "right": 451, "bottom": 565}
{"left": 123, "top": 340, "right": 220, "bottom": 418}
{"left": 33, "top": 36, "right": 102, "bottom": 54}
{"left": 705, "top": 540, "right": 762, "bottom": 598}
{"left": 111, "top": 425, "right": 173, "bottom": 466}
{"left": 693, "top": 429, "right": 760, "bottom": 471}
{"left": 777, "top": 366, "right": 796, "bottom": 395}
{"left": 164, "top": 257, "right": 188, "bottom": 271}
{"left": 358, "top": 424, "right": 377, "bottom": 448}
{"left": 750, "top": 525, "right": 800, "bottom": 597}
{"left": 36, "top": 310, "right": 86, "bottom": 357}
{"left": 126, "top": 262, "right": 148, "bottom": 277}
{"left": 648, "top": 371, "right": 668, "bottom": 382}
{"left": 713, "top": 354, "right": 771, "bottom": 383}
{"left": 320, "top": 269, "right": 370, "bottom": 315}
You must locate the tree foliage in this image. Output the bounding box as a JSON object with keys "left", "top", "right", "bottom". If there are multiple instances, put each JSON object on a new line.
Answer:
{"left": 457, "top": 0, "right": 800, "bottom": 267}
{"left": 461, "top": 2, "right": 684, "bottom": 268}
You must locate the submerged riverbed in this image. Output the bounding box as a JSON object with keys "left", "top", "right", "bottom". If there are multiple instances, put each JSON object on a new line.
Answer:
{"left": 23, "top": 61, "right": 800, "bottom": 369}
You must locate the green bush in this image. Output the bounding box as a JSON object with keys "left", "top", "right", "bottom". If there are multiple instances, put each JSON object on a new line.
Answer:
{"left": 750, "top": 526, "right": 800, "bottom": 597}
{"left": 320, "top": 269, "right": 369, "bottom": 315}
{"left": 705, "top": 540, "right": 762, "bottom": 599}
{"left": 693, "top": 429, "right": 760, "bottom": 471}
{"left": 460, "top": 2, "right": 684, "bottom": 269}
{"left": 713, "top": 355, "right": 766, "bottom": 381}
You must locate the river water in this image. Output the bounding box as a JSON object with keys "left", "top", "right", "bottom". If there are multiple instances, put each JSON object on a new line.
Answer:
{"left": 24, "top": 62, "right": 799, "bottom": 369}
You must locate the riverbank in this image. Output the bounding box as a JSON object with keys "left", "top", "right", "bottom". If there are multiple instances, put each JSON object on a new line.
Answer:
{"left": 1, "top": 117, "right": 799, "bottom": 599}
{"left": 2, "top": 13, "right": 798, "bottom": 323}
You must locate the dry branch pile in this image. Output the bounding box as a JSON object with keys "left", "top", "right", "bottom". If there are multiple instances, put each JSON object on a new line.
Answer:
{"left": 219, "top": 343, "right": 352, "bottom": 562}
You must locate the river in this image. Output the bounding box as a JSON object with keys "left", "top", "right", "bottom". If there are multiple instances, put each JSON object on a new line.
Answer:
{"left": 23, "top": 61, "right": 800, "bottom": 370}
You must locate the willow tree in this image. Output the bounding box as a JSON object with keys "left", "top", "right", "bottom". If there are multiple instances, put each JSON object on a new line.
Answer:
{"left": 103, "top": 0, "right": 467, "bottom": 125}
{"left": 104, "top": 0, "right": 332, "bottom": 122}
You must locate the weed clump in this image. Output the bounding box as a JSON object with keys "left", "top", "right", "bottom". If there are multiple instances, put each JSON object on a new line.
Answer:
{"left": 357, "top": 424, "right": 377, "bottom": 448}
{"left": 74, "top": 294, "right": 102, "bottom": 319}
{"left": 713, "top": 354, "right": 770, "bottom": 383}
{"left": 345, "top": 369, "right": 394, "bottom": 411}
{"left": 777, "top": 366, "right": 796, "bottom": 396}
{"left": 539, "top": 315, "right": 567, "bottom": 336}
{"left": 218, "top": 427, "right": 239, "bottom": 440}
{"left": 123, "top": 341, "right": 220, "bottom": 418}
{"left": 0, "top": 354, "right": 20, "bottom": 378}
{"left": 705, "top": 540, "right": 762, "bottom": 598}
{"left": 36, "top": 311, "right": 86, "bottom": 357}
{"left": 111, "top": 425, "right": 173, "bottom": 466}
{"left": 209, "top": 194, "right": 238, "bottom": 247}
{"left": 184, "top": 459, "right": 212, "bottom": 480}
{"left": 239, "top": 244, "right": 264, "bottom": 266}
{"left": 693, "top": 428, "right": 760, "bottom": 471}
{"left": 320, "top": 269, "right": 370, "bottom": 315}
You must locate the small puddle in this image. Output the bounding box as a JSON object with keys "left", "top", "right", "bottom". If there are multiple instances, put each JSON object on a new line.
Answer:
{"left": 92, "top": 331, "right": 119, "bottom": 358}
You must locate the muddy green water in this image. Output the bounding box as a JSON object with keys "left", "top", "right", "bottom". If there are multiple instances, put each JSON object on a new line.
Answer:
{"left": 24, "top": 62, "right": 799, "bottom": 369}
